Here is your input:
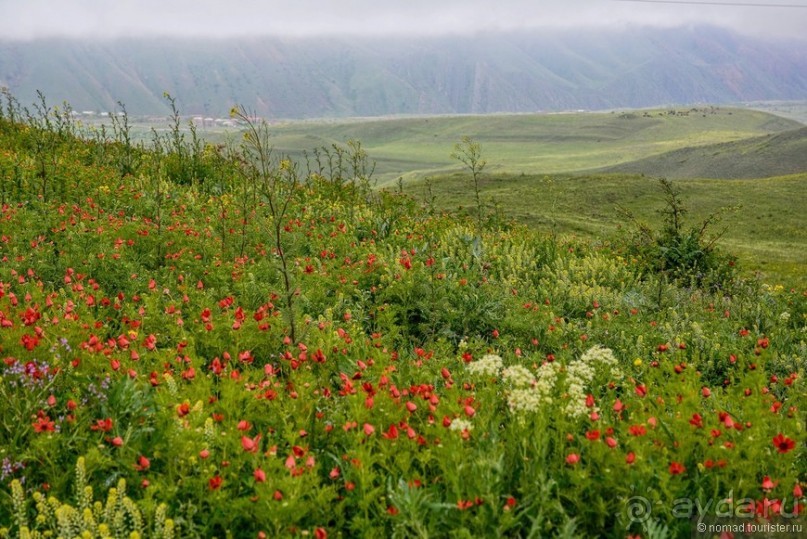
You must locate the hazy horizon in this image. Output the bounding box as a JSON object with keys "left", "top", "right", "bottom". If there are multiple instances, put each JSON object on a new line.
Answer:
{"left": 1, "top": 0, "right": 806, "bottom": 41}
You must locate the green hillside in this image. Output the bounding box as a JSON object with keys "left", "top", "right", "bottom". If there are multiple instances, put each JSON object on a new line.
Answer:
{"left": 599, "top": 126, "right": 807, "bottom": 179}
{"left": 407, "top": 172, "right": 807, "bottom": 287}
{"left": 258, "top": 107, "right": 802, "bottom": 182}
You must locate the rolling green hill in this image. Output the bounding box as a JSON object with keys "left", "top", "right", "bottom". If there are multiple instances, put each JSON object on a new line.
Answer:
{"left": 598, "top": 126, "right": 807, "bottom": 179}
{"left": 258, "top": 107, "right": 803, "bottom": 182}
{"left": 406, "top": 172, "right": 807, "bottom": 287}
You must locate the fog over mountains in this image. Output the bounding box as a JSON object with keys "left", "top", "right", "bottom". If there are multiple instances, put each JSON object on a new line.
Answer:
{"left": 1, "top": 26, "right": 805, "bottom": 119}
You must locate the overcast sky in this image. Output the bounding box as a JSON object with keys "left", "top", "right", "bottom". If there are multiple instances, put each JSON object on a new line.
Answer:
{"left": 1, "top": 0, "right": 806, "bottom": 40}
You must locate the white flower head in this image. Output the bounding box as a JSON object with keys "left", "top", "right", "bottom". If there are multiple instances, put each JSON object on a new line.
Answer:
{"left": 507, "top": 388, "right": 543, "bottom": 413}
{"left": 466, "top": 354, "right": 503, "bottom": 377}
{"left": 563, "top": 345, "right": 622, "bottom": 419}
{"left": 449, "top": 418, "right": 473, "bottom": 432}
{"left": 502, "top": 365, "right": 535, "bottom": 388}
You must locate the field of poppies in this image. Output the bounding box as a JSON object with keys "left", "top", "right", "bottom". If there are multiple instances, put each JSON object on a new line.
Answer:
{"left": 0, "top": 95, "right": 804, "bottom": 538}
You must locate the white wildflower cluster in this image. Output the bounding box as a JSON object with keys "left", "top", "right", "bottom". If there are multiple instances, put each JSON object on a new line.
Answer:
{"left": 564, "top": 345, "right": 623, "bottom": 419}
{"left": 564, "top": 361, "right": 596, "bottom": 419}
{"left": 580, "top": 345, "right": 621, "bottom": 373}
{"left": 466, "top": 354, "right": 503, "bottom": 377}
{"left": 534, "top": 362, "right": 559, "bottom": 401}
{"left": 464, "top": 353, "right": 564, "bottom": 415}
{"left": 501, "top": 365, "right": 535, "bottom": 388}
{"left": 449, "top": 419, "right": 473, "bottom": 432}
{"left": 507, "top": 388, "right": 544, "bottom": 414}
{"left": 506, "top": 362, "right": 559, "bottom": 414}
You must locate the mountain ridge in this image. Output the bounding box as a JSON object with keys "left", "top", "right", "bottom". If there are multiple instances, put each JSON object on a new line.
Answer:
{"left": 1, "top": 26, "right": 806, "bottom": 119}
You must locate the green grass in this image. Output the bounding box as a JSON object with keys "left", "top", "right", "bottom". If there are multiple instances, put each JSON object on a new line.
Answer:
{"left": 599, "top": 126, "right": 807, "bottom": 179}
{"left": 254, "top": 107, "right": 800, "bottom": 183}
{"left": 406, "top": 172, "right": 807, "bottom": 288}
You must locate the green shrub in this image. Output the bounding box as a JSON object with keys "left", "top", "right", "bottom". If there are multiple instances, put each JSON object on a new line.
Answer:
{"left": 620, "top": 178, "right": 738, "bottom": 291}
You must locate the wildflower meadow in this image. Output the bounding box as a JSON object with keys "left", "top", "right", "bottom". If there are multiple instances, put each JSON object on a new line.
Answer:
{"left": 0, "top": 93, "right": 804, "bottom": 538}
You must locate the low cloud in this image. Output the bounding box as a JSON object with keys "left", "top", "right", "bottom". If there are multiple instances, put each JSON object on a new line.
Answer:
{"left": 0, "top": 0, "right": 805, "bottom": 40}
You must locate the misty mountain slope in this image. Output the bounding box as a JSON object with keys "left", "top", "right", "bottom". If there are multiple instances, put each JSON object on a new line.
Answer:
{"left": 1, "top": 26, "right": 805, "bottom": 118}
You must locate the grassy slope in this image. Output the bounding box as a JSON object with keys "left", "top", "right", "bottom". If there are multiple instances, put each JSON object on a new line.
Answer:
{"left": 598, "top": 126, "right": 807, "bottom": 178}
{"left": 257, "top": 107, "right": 801, "bottom": 183}
{"left": 406, "top": 172, "right": 807, "bottom": 287}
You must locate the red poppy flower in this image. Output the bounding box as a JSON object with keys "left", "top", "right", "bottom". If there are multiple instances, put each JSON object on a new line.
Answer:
{"left": 21, "top": 307, "right": 41, "bottom": 326}
{"left": 382, "top": 424, "right": 399, "bottom": 440}
{"left": 32, "top": 413, "right": 55, "bottom": 433}
{"left": 628, "top": 425, "right": 646, "bottom": 437}
{"left": 241, "top": 434, "right": 261, "bottom": 453}
{"left": 669, "top": 462, "right": 686, "bottom": 475}
{"left": 772, "top": 433, "right": 796, "bottom": 454}
{"left": 756, "top": 498, "right": 781, "bottom": 519}
{"left": 176, "top": 402, "right": 190, "bottom": 417}
{"left": 134, "top": 455, "right": 151, "bottom": 472}
{"left": 209, "top": 475, "right": 223, "bottom": 490}
{"left": 91, "top": 418, "right": 114, "bottom": 432}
